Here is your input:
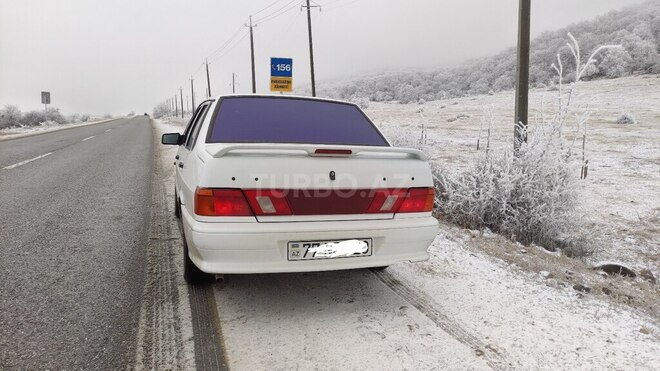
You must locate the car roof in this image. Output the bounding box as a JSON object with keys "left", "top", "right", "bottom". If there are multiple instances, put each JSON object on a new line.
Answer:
{"left": 211, "top": 94, "right": 354, "bottom": 105}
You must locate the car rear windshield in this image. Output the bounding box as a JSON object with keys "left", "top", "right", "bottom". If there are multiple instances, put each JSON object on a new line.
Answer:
{"left": 206, "top": 97, "right": 389, "bottom": 146}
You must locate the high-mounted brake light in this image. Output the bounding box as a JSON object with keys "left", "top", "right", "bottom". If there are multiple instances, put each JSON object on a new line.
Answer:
{"left": 243, "top": 190, "right": 293, "bottom": 216}
{"left": 314, "top": 149, "right": 353, "bottom": 156}
{"left": 397, "top": 187, "right": 435, "bottom": 213}
{"left": 195, "top": 188, "right": 253, "bottom": 216}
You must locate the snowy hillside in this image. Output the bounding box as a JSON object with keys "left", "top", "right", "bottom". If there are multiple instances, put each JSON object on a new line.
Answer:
{"left": 320, "top": 0, "right": 660, "bottom": 103}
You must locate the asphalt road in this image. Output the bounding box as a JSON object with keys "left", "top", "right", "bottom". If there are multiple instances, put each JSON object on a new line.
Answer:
{"left": 0, "top": 117, "right": 152, "bottom": 369}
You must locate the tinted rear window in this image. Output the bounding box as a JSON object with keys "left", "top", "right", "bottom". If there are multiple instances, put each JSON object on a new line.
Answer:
{"left": 207, "top": 97, "right": 388, "bottom": 146}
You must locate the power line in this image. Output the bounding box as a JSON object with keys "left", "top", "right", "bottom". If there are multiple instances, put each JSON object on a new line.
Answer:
{"left": 280, "top": 4, "right": 304, "bottom": 37}
{"left": 252, "top": 0, "right": 288, "bottom": 17}
{"left": 253, "top": 0, "right": 299, "bottom": 25}
{"left": 254, "top": 4, "right": 299, "bottom": 26}
{"left": 214, "top": 30, "right": 250, "bottom": 60}
{"left": 324, "top": 0, "right": 362, "bottom": 12}
{"left": 207, "top": 24, "right": 246, "bottom": 61}
{"left": 165, "top": 0, "right": 357, "bottom": 103}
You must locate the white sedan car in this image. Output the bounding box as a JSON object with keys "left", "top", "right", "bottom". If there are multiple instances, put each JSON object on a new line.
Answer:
{"left": 162, "top": 95, "right": 439, "bottom": 284}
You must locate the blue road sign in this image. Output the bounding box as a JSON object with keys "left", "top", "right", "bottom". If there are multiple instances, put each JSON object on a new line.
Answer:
{"left": 271, "top": 58, "right": 293, "bottom": 78}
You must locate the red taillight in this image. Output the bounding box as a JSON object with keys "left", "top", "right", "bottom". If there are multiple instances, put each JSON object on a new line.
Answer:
{"left": 195, "top": 188, "right": 253, "bottom": 216}
{"left": 397, "top": 187, "right": 435, "bottom": 213}
{"left": 243, "top": 190, "right": 293, "bottom": 216}
{"left": 366, "top": 189, "right": 407, "bottom": 213}
{"left": 194, "top": 187, "right": 434, "bottom": 216}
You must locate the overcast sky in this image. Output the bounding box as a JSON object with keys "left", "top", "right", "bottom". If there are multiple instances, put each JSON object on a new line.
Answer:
{"left": 0, "top": 0, "right": 646, "bottom": 115}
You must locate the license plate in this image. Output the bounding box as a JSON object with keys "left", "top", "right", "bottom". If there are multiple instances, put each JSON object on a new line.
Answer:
{"left": 288, "top": 239, "right": 372, "bottom": 261}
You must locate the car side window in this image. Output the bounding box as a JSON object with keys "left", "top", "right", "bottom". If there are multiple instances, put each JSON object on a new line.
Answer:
{"left": 182, "top": 104, "right": 203, "bottom": 140}
{"left": 185, "top": 104, "right": 210, "bottom": 150}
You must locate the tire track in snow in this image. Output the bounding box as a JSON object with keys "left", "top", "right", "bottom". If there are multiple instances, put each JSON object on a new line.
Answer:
{"left": 371, "top": 268, "right": 513, "bottom": 371}
{"left": 133, "top": 122, "right": 195, "bottom": 370}
{"left": 189, "top": 283, "right": 229, "bottom": 370}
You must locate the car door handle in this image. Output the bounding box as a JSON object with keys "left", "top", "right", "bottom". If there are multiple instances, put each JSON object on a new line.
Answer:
{"left": 175, "top": 155, "right": 180, "bottom": 160}
{"left": 178, "top": 162, "right": 184, "bottom": 168}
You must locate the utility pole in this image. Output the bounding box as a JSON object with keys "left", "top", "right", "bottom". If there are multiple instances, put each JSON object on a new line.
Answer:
{"left": 180, "top": 88, "right": 184, "bottom": 118}
{"left": 232, "top": 73, "right": 236, "bottom": 94}
{"left": 514, "top": 0, "right": 531, "bottom": 152}
{"left": 190, "top": 77, "right": 196, "bottom": 111}
{"left": 174, "top": 95, "right": 178, "bottom": 117}
{"left": 246, "top": 16, "right": 257, "bottom": 93}
{"left": 302, "top": 0, "right": 320, "bottom": 97}
{"left": 205, "top": 58, "right": 212, "bottom": 98}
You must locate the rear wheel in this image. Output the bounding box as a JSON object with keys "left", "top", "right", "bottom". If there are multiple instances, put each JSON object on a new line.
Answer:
{"left": 183, "top": 237, "right": 210, "bottom": 285}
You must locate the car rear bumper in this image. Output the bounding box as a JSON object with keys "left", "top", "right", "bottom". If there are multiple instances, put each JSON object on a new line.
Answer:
{"left": 181, "top": 208, "right": 439, "bottom": 274}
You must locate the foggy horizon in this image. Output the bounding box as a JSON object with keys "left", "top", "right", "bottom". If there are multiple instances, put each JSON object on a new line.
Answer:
{"left": 0, "top": 0, "right": 647, "bottom": 115}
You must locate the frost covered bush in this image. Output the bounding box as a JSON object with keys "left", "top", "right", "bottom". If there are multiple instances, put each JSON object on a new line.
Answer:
{"left": 599, "top": 48, "right": 633, "bottom": 78}
{"left": 616, "top": 112, "right": 636, "bottom": 125}
{"left": 21, "top": 108, "right": 67, "bottom": 127}
{"left": 153, "top": 102, "right": 173, "bottom": 118}
{"left": 349, "top": 95, "right": 370, "bottom": 109}
{"left": 0, "top": 105, "right": 22, "bottom": 129}
{"left": 66, "top": 113, "right": 91, "bottom": 123}
{"left": 436, "top": 128, "right": 583, "bottom": 251}
{"left": 435, "top": 34, "right": 614, "bottom": 256}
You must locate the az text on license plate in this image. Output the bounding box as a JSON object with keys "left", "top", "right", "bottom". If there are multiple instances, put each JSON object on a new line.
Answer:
{"left": 288, "top": 239, "right": 372, "bottom": 261}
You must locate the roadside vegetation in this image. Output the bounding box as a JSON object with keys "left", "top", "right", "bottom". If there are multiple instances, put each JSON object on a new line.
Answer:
{"left": 0, "top": 105, "right": 91, "bottom": 130}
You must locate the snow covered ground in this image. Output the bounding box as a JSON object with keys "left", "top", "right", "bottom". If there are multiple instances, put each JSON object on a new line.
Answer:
{"left": 210, "top": 232, "right": 659, "bottom": 370}
{"left": 154, "top": 79, "right": 660, "bottom": 370}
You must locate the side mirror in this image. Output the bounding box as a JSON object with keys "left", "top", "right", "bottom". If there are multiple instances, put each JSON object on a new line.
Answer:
{"left": 162, "top": 133, "right": 183, "bottom": 145}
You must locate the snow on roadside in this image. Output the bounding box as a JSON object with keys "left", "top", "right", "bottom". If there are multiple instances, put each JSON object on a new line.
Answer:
{"left": 133, "top": 118, "right": 195, "bottom": 369}
{"left": 213, "top": 269, "right": 492, "bottom": 371}
{"left": 389, "top": 233, "right": 660, "bottom": 370}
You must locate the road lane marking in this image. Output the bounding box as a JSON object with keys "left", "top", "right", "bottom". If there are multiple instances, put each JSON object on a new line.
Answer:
{"left": 82, "top": 136, "right": 95, "bottom": 142}
{"left": 105, "top": 129, "right": 112, "bottom": 132}
{"left": 3, "top": 152, "right": 53, "bottom": 170}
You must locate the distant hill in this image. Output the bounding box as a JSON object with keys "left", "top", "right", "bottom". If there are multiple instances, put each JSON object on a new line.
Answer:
{"left": 323, "top": 1, "right": 660, "bottom": 104}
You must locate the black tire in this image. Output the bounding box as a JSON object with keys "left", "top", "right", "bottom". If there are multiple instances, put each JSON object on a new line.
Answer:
{"left": 174, "top": 188, "right": 181, "bottom": 219}
{"left": 183, "top": 238, "right": 210, "bottom": 285}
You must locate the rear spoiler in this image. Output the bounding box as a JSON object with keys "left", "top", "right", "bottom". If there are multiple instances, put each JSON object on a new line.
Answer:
{"left": 206, "top": 144, "right": 428, "bottom": 161}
